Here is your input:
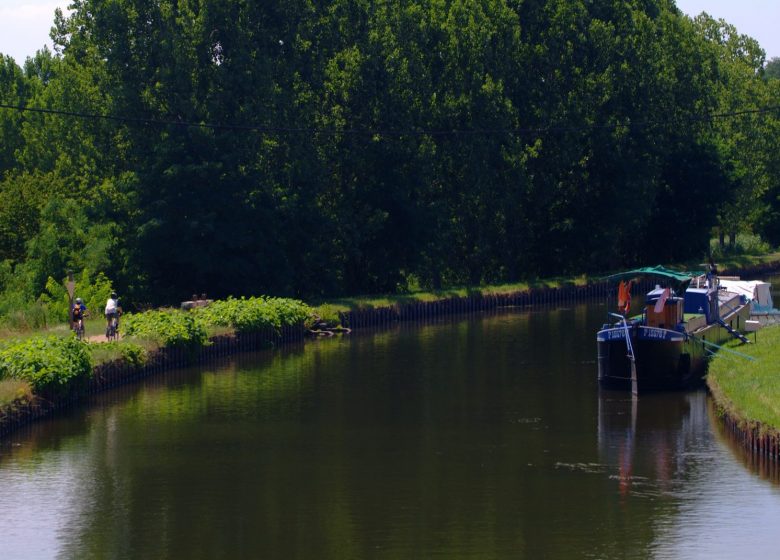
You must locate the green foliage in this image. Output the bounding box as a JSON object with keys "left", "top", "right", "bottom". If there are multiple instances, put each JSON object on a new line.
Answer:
{"left": 0, "top": 379, "right": 33, "bottom": 407}
{"left": 0, "top": 335, "right": 92, "bottom": 393}
{"left": 193, "top": 297, "right": 312, "bottom": 334}
{"left": 309, "top": 304, "right": 345, "bottom": 329}
{"left": 1, "top": 0, "right": 780, "bottom": 301}
{"left": 0, "top": 268, "right": 116, "bottom": 331}
{"left": 117, "top": 341, "right": 148, "bottom": 368}
{"left": 710, "top": 233, "right": 772, "bottom": 257}
{"left": 0, "top": 56, "right": 29, "bottom": 176}
{"left": 122, "top": 309, "right": 207, "bottom": 349}
{"left": 0, "top": 173, "right": 42, "bottom": 264}
{"left": 40, "top": 269, "right": 115, "bottom": 321}
{"left": 0, "top": 296, "right": 53, "bottom": 331}
{"left": 89, "top": 340, "right": 148, "bottom": 368}
{"left": 765, "top": 57, "right": 780, "bottom": 80}
{"left": 708, "top": 325, "right": 780, "bottom": 434}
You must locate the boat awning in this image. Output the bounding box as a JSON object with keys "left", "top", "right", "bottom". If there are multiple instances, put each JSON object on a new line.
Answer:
{"left": 603, "top": 265, "right": 700, "bottom": 289}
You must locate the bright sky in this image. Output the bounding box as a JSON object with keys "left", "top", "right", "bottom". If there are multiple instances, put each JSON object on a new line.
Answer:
{"left": 0, "top": 0, "right": 65, "bottom": 63}
{"left": 675, "top": 0, "right": 780, "bottom": 60}
{"left": 0, "top": 0, "right": 778, "bottom": 64}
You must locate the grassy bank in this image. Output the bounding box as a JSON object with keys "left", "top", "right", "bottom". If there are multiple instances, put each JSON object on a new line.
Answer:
{"left": 319, "top": 275, "right": 594, "bottom": 312}
{"left": 2, "top": 252, "right": 779, "bottom": 334}
{"left": 323, "top": 252, "right": 780, "bottom": 311}
{"left": 708, "top": 324, "right": 780, "bottom": 436}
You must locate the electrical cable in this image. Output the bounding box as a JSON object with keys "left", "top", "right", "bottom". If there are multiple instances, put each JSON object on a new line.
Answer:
{"left": 1, "top": 102, "right": 779, "bottom": 137}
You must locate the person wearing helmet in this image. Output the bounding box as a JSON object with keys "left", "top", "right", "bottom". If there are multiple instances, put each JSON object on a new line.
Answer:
{"left": 105, "top": 291, "right": 122, "bottom": 339}
{"left": 71, "top": 297, "right": 88, "bottom": 338}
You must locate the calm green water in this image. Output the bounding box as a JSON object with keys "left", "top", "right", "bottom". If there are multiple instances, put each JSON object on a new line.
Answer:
{"left": 2, "top": 303, "right": 780, "bottom": 560}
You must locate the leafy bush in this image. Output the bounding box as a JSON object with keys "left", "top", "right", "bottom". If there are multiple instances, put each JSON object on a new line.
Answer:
{"left": 89, "top": 340, "right": 149, "bottom": 368}
{"left": 710, "top": 233, "right": 772, "bottom": 257}
{"left": 0, "top": 268, "right": 116, "bottom": 331}
{"left": 116, "top": 342, "right": 148, "bottom": 367}
{"left": 0, "top": 261, "right": 58, "bottom": 330}
{"left": 40, "top": 269, "right": 115, "bottom": 322}
{"left": 193, "top": 296, "right": 311, "bottom": 333}
{"left": 122, "top": 309, "right": 207, "bottom": 349}
{"left": 0, "top": 298, "right": 53, "bottom": 331}
{"left": 0, "top": 335, "right": 92, "bottom": 393}
{"left": 308, "top": 304, "right": 345, "bottom": 329}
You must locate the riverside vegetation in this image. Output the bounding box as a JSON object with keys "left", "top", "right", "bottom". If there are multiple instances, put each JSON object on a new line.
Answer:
{"left": 0, "top": 295, "right": 314, "bottom": 410}
{"left": 4, "top": 0, "right": 780, "bottom": 450}
{"left": 2, "top": 0, "right": 780, "bottom": 318}
{"left": 2, "top": 250, "right": 780, "bottom": 414}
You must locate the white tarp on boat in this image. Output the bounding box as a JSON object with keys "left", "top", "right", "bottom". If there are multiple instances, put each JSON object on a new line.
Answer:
{"left": 718, "top": 279, "right": 774, "bottom": 312}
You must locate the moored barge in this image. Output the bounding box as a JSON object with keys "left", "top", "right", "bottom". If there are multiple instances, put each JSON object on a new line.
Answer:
{"left": 597, "top": 266, "right": 751, "bottom": 393}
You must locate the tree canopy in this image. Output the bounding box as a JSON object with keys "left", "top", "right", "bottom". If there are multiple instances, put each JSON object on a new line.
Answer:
{"left": 0, "top": 0, "right": 779, "bottom": 307}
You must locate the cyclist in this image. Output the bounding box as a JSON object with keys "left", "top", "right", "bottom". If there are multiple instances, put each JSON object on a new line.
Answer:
{"left": 71, "top": 297, "right": 88, "bottom": 338}
{"left": 105, "top": 291, "right": 122, "bottom": 339}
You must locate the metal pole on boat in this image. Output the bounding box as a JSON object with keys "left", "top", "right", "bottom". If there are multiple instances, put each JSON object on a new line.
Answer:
{"left": 609, "top": 312, "right": 639, "bottom": 395}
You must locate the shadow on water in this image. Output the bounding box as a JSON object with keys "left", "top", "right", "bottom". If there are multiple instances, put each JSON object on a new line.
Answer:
{"left": 709, "top": 397, "right": 780, "bottom": 486}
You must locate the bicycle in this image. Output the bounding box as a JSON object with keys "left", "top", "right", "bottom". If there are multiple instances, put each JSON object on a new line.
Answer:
{"left": 106, "top": 314, "right": 120, "bottom": 341}
{"left": 73, "top": 318, "right": 85, "bottom": 340}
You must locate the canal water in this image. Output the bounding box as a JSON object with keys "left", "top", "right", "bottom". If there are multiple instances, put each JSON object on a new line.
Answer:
{"left": 2, "top": 300, "right": 780, "bottom": 559}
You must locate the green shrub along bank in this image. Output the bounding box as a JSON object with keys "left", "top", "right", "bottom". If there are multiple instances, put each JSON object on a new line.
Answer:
{"left": 192, "top": 296, "right": 312, "bottom": 333}
{"left": 0, "top": 296, "right": 313, "bottom": 409}
{"left": 0, "top": 337, "right": 152, "bottom": 408}
{"left": 123, "top": 309, "right": 209, "bottom": 350}
{"left": 0, "top": 336, "right": 92, "bottom": 395}
{"left": 89, "top": 340, "right": 150, "bottom": 370}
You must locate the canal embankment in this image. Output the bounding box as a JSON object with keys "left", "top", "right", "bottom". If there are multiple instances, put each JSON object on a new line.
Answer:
{"left": 707, "top": 323, "right": 780, "bottom": 461}
{"left": 2, "top": 258, "right": 780, "bottom": 440}
{"left": 0, "top": 277, "right": 624, "bottom": 438}
{"left": 0, "top": 326, "right": 304, "bottom": 438}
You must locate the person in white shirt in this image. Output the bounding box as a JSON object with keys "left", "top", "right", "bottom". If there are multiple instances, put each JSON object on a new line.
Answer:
{"left": 105, "top": 292, "right": 122, "bottom": 337}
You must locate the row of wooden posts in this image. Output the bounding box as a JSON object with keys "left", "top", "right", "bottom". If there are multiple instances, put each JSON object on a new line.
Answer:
{"left": 339, "top": 282, "right": 620, "bottom": 329}
{"left": 720, "top": 413, "right": 780, "bottom": 478}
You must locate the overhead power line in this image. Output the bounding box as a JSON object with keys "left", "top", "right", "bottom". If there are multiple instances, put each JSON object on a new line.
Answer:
{"left": 1, "top": 102, "right": 779, "bottom": 137}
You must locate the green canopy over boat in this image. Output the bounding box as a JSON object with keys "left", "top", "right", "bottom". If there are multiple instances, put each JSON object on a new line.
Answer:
{"left": 603, "top": 265, "right": 702, "bottom": 289}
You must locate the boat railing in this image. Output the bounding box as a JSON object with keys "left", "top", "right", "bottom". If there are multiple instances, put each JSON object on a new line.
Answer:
{"left": 608, "top": 312, "right": 638, "bottom": 394}
{"left": 608, "top": 313, "right": 635, "bottom": 361}
{"left": 719, "top": 295, "right": 745, "bottom": 318}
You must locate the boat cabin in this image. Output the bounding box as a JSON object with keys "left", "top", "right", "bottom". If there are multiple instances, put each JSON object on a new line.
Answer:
{"left": 645, "top": 286, "right": 683, "bottom": 329}
{"left": 683, "top": 287, "right": 718, "bottom": 324}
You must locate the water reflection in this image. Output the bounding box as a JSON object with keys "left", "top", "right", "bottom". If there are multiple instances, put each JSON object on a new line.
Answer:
{"left": 597, "top": 391, "right": 705, "bottom": 499}
{"left": 1, "top": 306, "right": 780, "bottom": 559}
{"left": 710, "top": 398, "right": 780, "bottom": 485}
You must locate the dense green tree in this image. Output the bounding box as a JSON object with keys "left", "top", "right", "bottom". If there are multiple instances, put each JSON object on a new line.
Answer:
{"left": 765, "top": 57, "right": 780, "bottom": 80}
{"left": 691, "top": 14, "right": 774, "bottom": 251}
{"left": 0, "top": 0, "right": 778, "bottom": 311}
{"left": 0, "top": 56, "right": 30, "bottom": 176}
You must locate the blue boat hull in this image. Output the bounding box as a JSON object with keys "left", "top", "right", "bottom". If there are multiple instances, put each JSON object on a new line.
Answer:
{"left": 596, "top": 312, "right": 748, "bottom": 392}
{"left": 597, "top": 329, "right": 703, "bottom": 391}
